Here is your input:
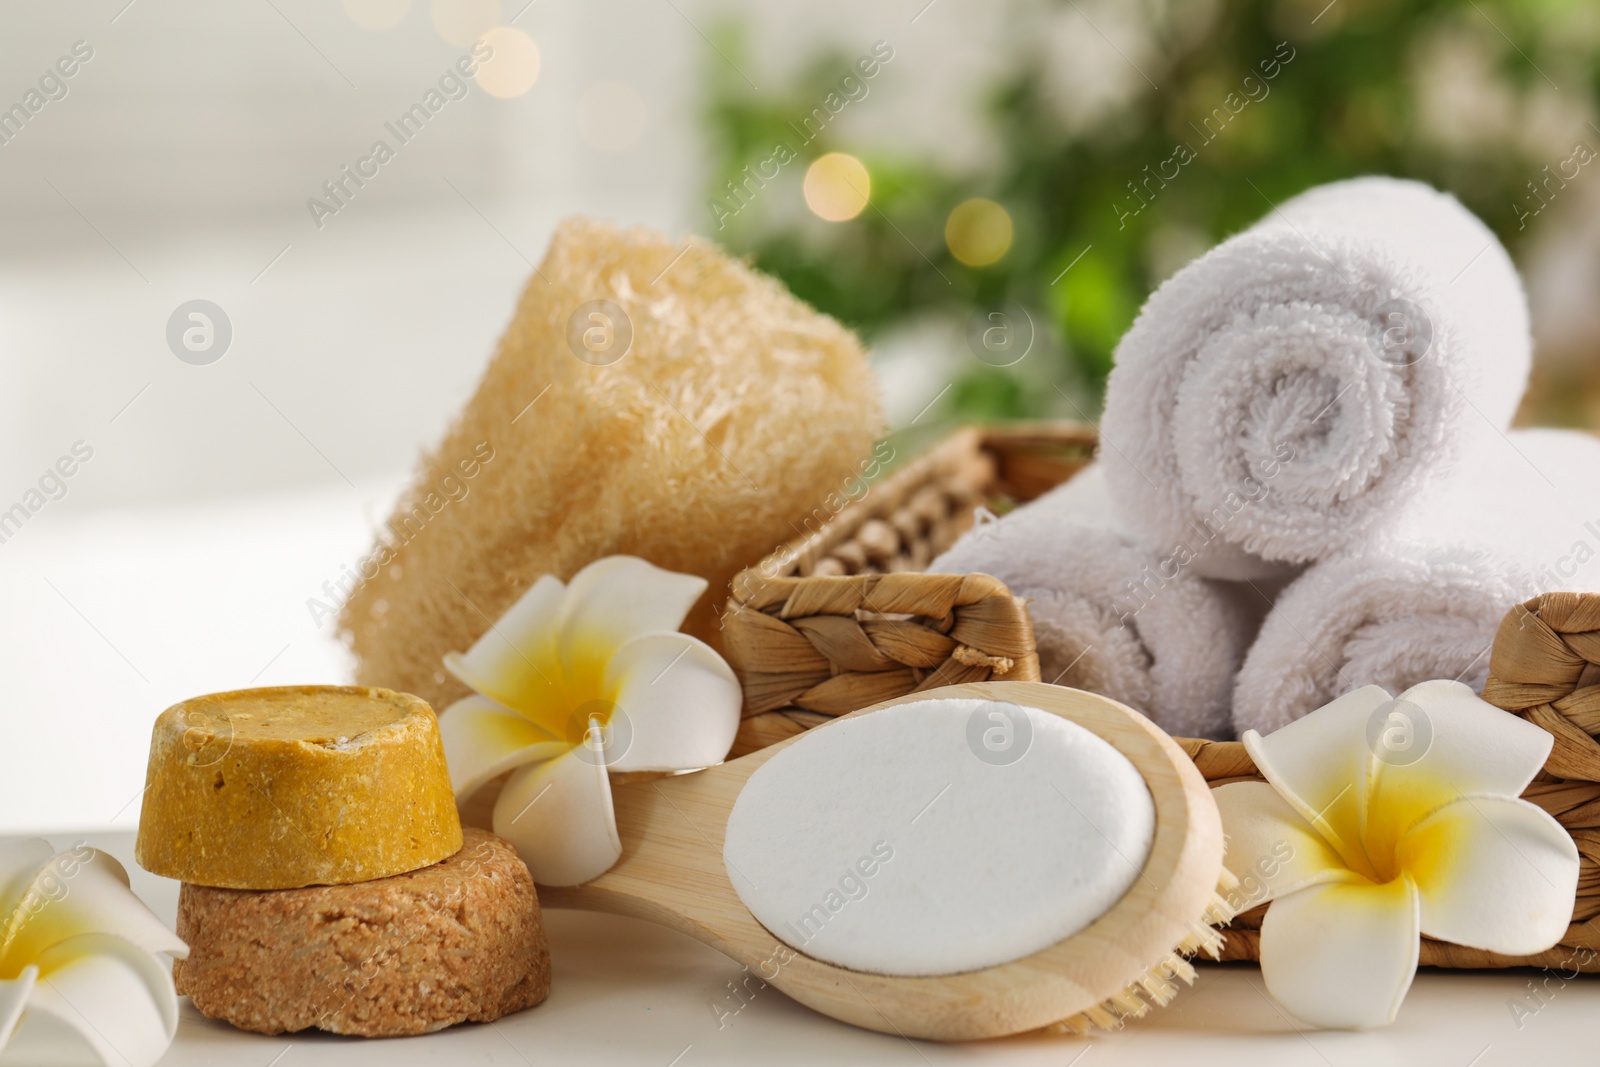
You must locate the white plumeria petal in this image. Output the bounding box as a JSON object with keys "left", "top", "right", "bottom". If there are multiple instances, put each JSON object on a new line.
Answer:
{"left": 1363, "top": 680, "right": 1556, "bottom": 865}
{"left": 437, "top": 694, "right": 570, "bottom": 801}
{"left": 1243, "top": 685, "right": 1391, "bottom": 870}
{"left": 1259, "top": 875, "right": 1420, "bottom": 1030}
{"left": 1, "top": 848, "right": 185, "bottom": 973}
{"left": 0, "top": 840, "right": 55, "bottom": 922}
{"left": 492, "top": 739, "right": 622, "bottom": 886}
{"left": 443, "top": 574, "right": 566, "bottom": 728}
{"left": 14, "top": 932, "right": 179, "bottom": 1067}
{"left": 1388, "top": 680, "right": 1552, "bottom": 795}
{"left": 603, "top": 633, "right": 742, "bottom": 773}
{"left": 556, "top": 557, "right": 707, "bottom": 691}
{"left": 1399, "top": 793, "right": 1579, "bottom": 955}
{"left": 1212, "top": 782, "right": 1350, "bottom": 909}
{"left": 0, "top": 968, "right": 34, "bottom": 1052}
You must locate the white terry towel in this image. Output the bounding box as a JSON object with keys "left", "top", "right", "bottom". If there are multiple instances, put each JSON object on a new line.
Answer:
{"left": 1233, "top": 429, "right": 1600, "bottom": 735}
{"left": 929, "top": 464, "right": 1266, "bottom": 740}
{"left": 1099, "top": 176, "right": 1531, "bottom": 581}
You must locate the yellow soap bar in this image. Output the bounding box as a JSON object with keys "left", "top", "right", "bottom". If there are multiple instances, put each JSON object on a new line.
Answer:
{"left": 135, "top": 686, "right": 463, "bottom": 889}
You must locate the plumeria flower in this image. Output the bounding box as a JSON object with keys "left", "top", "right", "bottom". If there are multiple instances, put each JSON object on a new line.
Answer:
{"left": 439, "top": 556, "right": 742, "bottom": 886}
{"left": 0, "top": 839, "right": 186, "bottom": 1067}
{"left": 1215, "top": 680, "right": 1578, "bottom": 1029}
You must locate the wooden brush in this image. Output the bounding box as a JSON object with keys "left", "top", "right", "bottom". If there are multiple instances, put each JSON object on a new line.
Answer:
{"left": 538, "top": 681, "right": 1234, "bottom": 1040}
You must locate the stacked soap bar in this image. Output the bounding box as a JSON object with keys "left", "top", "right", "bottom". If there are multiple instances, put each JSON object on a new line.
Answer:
{"left": 137, "top": 686, "right": 462, "bottom": 887}
{"left": 136, "top": 686, "right": 550, "bottom": 1037}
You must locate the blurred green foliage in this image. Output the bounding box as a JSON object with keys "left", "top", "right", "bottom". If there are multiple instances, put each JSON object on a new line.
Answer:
{"left": 700, "top": 0, "right": 1600, "bottom": 421}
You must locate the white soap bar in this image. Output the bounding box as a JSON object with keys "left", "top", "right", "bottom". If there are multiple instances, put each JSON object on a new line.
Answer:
{"left": 723, "top": 697, "right": 1155, "bottom": 976}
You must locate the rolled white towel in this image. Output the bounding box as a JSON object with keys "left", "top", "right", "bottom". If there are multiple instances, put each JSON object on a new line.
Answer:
{"left": 929, "top": 464, "right": 1266, "bottom": 740}
{"left": 1100, "top": 176, "right": 1531, "bottom": 581}
{"left": 1233, "top": 429, "right": 1600, "bottom": 734}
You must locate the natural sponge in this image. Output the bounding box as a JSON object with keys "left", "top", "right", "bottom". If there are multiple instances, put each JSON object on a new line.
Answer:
{"left": 340, "top": 217, "right": 882, "bottom": 711}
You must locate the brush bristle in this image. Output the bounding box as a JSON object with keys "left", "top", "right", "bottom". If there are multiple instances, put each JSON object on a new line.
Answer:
{"left": 1045, "top": 875, "right": 1239, "bottom": 1036}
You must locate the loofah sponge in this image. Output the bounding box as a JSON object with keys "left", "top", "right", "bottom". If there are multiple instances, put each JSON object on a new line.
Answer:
{"left": 340, "top": 217, "right": 882, "bottom": 712}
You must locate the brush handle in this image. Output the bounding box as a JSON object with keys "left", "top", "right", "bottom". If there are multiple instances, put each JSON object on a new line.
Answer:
{"left": 537, "top": 748, "right": 770, "bottom": 963}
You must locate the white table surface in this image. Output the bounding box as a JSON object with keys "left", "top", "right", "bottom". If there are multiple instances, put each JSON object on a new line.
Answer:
{"left": 24, "top": 831, "right": 1597, "bottom": 1067}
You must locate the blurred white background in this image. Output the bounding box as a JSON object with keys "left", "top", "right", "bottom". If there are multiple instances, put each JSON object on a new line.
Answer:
{"left": 0, "top": 0, "right": 1017, "bottom": 832}
{"left": 9, "top": 0, "right": 1600, "bottom": 834}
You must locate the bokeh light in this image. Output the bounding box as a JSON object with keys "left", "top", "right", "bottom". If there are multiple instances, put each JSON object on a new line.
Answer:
{"left": 945, "top": 198, "right": 1014, "bottom": 267}
{"left": 803, "top": 153, "right": 871, "bottom": 222}
{"left": 577, "top": 81, "right": 647, "bottom": 152}
{"left": 431, "top": 0, "right": 499, "bottom": 47}
{"left": 344, "top": 0, "right": 409, "bottom": 30}
{"left": 476, "top": 27, "right": 540, "bottom": 98}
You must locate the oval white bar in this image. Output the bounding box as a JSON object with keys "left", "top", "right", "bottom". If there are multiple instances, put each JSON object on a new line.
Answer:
{"left": 722, "top": 697, "right": 1156, "bottom": 976}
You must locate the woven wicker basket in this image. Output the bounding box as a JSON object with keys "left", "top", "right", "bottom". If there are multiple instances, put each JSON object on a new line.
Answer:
{"left": 721, "top": 423, "right": 1600, "bottom": 972}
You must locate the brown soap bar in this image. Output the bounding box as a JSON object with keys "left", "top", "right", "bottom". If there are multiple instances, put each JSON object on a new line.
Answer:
{"left": 136, "top": 685, "right": 462, "bottom": 889}
{"left": 174, "top": 827, "right": 549, "bottom": 1036}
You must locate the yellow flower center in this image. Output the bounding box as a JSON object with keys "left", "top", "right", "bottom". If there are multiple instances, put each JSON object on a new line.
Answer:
{"left": 1313, "top": 764, "right": 1458, "bottom": 887}
{"left": 519, "top": 633, "right": 620, "bottom": 750}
